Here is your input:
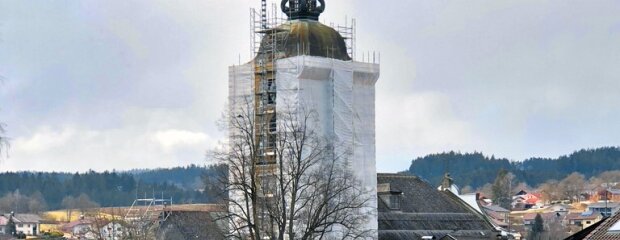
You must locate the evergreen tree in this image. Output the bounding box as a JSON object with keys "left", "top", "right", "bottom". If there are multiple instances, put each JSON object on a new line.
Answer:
{"left": 7, "top": 215, "right": 16, "bottom": 236}
{"left": 492, "top": 169, "right": 514, "bottom": 210}
{"left": 407, "top": 147, "right": 620, "bottom": 189}
{"left": 530, "top": 213, "right": 544, "bottom": 240}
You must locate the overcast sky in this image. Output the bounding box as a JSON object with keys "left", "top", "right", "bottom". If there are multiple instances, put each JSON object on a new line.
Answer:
{"left": 1, "top": 0, "right": 619, "bottom": 173}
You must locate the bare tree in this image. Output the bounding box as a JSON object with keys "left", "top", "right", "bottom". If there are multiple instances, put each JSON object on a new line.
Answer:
{"left": 76, "top": 193, "right": 100, "bottom": 214}
{"left": 559, "top": 172, "right": 586, "bottom": 203}
{"left": 538, "top": 180, "right": 561, "bottom": 204}
{"left": 211, "top": 98, "right": 371, "bottom": 240}
{"left": 0, "top": 122, "right": 8, "bottom": 158}
{"left": 157, "top": 210, "right": 226, "bottom": 240}
{"left": 61, "top": 196, "right": 77, "bottom": 222}
{"left": 595, "top": 171, "right": 620, "bottom": 189}
{"left": 84, "top": 208, "right": 128, "bottom": 240}
{"left": 0, "top": 190, "right": 28, "bottom": 213}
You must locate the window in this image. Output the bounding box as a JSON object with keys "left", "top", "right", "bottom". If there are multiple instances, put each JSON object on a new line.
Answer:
{"left": 389, "top": 195, "right": 401, "bottom": 210}
{"left": 380, "top": 194, "right": 401, "bottom": 210}
{"left": 18, "top": 224, "right": 23, "bottom": 228}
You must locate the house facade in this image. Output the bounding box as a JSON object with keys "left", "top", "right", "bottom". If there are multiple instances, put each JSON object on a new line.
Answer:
{"left": 565, "top": 211, "right": 604, "bottom": 230}
{"left": 587, "top": 202, "right": 620, "bottom": 217}
{"left": 565, "top": 211, "right": 620, "bottom": 239}
{"left": 0, "top": 215, "right": 7, "bottom": 235}
{"left": 99, "top": 222, "right": 125, "bottom": 240}
{"left": 482, "top": 205, "right": 511, "bottom": 228}
{"left": 12, "top": 214, "right": 42, "bottom": 236}
{"left": 62, "top": 219, "right": 96, "bottom": 239}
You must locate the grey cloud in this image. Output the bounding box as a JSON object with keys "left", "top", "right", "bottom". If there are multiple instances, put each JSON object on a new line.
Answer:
{"left": 1, "top": 0, "right": 619, "bottom": 172}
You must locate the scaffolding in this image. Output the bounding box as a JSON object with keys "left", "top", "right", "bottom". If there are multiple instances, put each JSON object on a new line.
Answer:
{"left": 331, "top": 17, "right": 356, "bottom": 60}
{"left": 250, "top": 3, "right": 290, "bottom": 237}
{"left": 123, "top": 194, "right": 173, "bottom": 235}
{"left": 246, "top": 1, "right": 368, "bottom": 237}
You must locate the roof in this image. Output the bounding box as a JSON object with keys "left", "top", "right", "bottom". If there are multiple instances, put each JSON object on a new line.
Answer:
{"left": 12, "top": 214, "right": 43, "bottom": 223}
{"left": 523, "top": 212, "right": 564, "bottom": 221}
{"left": 589, "top": 202, "right": 620, "bottom": 209}
{"left": 159, "top": 211, "right": 226, "bottom": 240}
{"left": 564, "top": 219, "right": 606, "bottom": 240}
{"left": 483, "top": 205, "right": 510, "bottom": 213}
{"left": 63, "top": 219, "right": 94, "bottom": 231}
{"left": 377, "top": 174, "right": 497, "bottom": 240}
{"left": 257, "top": 20, "right": 351, "bottom": 61}
{"left": 566, "top": 212, "right": 604, "bottom": 221}
{"left": 583, "top": 211, "right": 620, "bottom": 239}
{"left": 459, "top": 194, "right": 483, "bottom": 214}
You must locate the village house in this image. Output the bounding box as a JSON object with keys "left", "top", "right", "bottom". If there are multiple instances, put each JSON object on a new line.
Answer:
{"left": 63, "top": 218, "right": 97, "bottom": 239}
{"left": 99, "top": 221, "right": 125, "bottom": 240}
{"left": 565, "top": 211, "right": 604, "bottom": 230}
{"left": 590, "top": 189, "right": 620, "bottom": 203}
{"left": 377, "top": 174, "right": 499, "bottom": 240}
{"left": 11, "top": 214, "right": 43, "bottom": 236}
{"left": 482, "top": 204, "right": 511, "bottom": 229}
{"left": 0, "top": 215, "right": 7, "bottom": 235}
{"left": 587, "top": 202, "right": 620, "bottom": 217}
{"left": 512, "top": 190, "right": 542, "bottom": 210}
{"left": 523, "top": 212, "right": 565, "bottom": 228}
{"left": 565, "top": 211, "right": 620, "bottom": 239}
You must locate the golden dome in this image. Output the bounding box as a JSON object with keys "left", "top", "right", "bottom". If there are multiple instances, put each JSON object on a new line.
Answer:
{"left": 256, "top": 20, "right": 351, "bottom": 61}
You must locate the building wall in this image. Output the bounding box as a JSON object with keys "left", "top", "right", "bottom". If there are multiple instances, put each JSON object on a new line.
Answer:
{"left": 16, "top": 223, "right": 38, "bottom": 235}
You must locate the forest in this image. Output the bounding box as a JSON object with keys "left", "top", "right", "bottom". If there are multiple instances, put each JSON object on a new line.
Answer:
{"left": 0, "top": 164, "right": 224, "bottom": 213}
{"left": 407, "top": 146, "right": 620, "bottom": 188}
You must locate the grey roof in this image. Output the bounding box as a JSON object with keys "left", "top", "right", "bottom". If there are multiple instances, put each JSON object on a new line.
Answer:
{"left": 588, "top": 202, "right": 620, "bottom": 208}
{"left": 482, "top": 205, "right": 510, "bottom": 213}
{"left": 158, "top": 211, "right": 226, "bottom": 240}
{"left": 12, "top": 214, "right": 43, "bottom": 223}
{"left": 377, "top": 174, "right": 498, "bottom": 240}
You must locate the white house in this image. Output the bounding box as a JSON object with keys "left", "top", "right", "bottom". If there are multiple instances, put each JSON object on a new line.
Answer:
{"left": 99, "top": 221, "right": 125, "bottom": 240}
{"left": 63, "top": 219, "right": 97, "bottom": 239}
{"left": 587, "top": 202, "right": 620, "bottom": 217}
{"left": 12, "top": 214, "right": 42, "bottom": 236}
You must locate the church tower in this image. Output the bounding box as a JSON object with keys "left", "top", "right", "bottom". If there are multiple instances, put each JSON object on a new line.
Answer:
{"left": 228, "top": 0, "right": 380, "bottom": 238}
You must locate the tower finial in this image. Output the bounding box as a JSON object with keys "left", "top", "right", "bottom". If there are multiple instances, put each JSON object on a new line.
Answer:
{"left": 281, "top": 0, "right": 325, "bottom": 21}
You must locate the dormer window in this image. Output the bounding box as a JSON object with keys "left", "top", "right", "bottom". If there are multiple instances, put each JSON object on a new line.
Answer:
{"left": 380, "top": 192, "right": 402, "bottom": 210}
{"left": 388, "top": 194, "right": 401, "bottom": 210}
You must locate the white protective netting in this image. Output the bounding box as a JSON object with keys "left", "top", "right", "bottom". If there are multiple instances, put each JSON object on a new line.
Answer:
{"left": 228, "top": 56, "right": 380, "bottom": 238}
{"left": 228, "top": 63, "right": 255, "bottom": 116}
{"left": 276, "top": 56, "right": 381, "bottom": 237}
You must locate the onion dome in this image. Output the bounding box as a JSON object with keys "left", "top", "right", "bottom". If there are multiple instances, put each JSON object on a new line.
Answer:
{"left": 256, "top": 0, "right": 350, "bottom": 61}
